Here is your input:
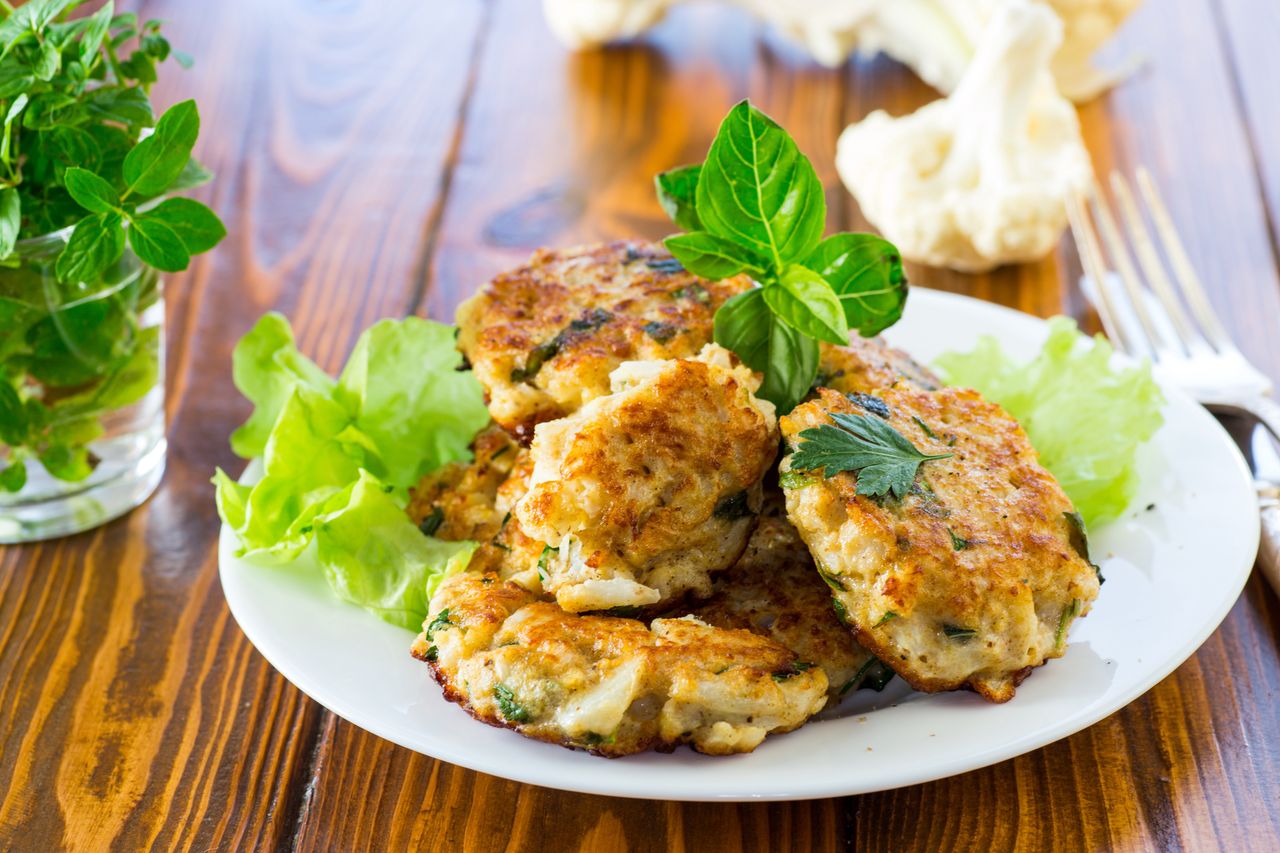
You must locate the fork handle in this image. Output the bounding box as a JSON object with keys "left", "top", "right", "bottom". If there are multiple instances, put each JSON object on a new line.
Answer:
{"left": 1258, "top": 484, "right": 1280, "bottom": 598}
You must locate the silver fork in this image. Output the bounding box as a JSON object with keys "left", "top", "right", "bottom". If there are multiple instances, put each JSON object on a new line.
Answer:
{"left": 1067, "top": 168, "right": 1280, "bottom": 596}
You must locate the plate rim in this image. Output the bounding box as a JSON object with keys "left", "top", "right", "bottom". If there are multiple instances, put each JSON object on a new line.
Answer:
{"left": 218, "top": 287, "right": 1261, "bottom": 801}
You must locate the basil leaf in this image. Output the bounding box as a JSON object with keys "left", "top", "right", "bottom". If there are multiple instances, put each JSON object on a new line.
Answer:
{"left": 713, "top": 288, "right": 771, "bottom": 371}
{"left": 0, "top": 188, "right": 20, "bottom": 258}
{"left": 761, "top": 265, "right": 849, "bottom": 345}
{"left": 127, "top": 215, "right": 189, "bottom": 272}
{"left": 654, "top": 164, "right": 702, "bottom": 231}
{"left": 806, "top": 233, "right": 908, "bottom": 336}
{"left": 63, "top": 167, "right": 120, "bottom": 214}
{"left": 713, "top": 288, "right": 817, "bottom": 412}
{"left": 123, "top": 99, "right": 198, "bottom": 195}
{"left": 696, "top": 100, "right": 825, "bottom": 270}
{"left": 760, "top": 316, "right": 819, "bottom": 414}
{"left": 33, "top": 39, "right": 61, "bottom": 81}
{"left": 55, "top": 212, "right": 125, "bottom": 283}
{"left": 665, "top": 231, "right": 763, "bottom": 280}
{"left": 141, "top": 197, "right": 225, "bottom": 254}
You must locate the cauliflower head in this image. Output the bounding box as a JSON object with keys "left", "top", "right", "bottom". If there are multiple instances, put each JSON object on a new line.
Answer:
{"left": 836, "top": 1, "right": 1092, "bottom": 273}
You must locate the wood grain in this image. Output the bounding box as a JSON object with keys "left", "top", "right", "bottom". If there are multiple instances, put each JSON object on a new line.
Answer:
{"left": 2, "top": 0, "right": 1279, "bottom": 850}
{"left": 0, "top": 0, "right": 485, "bottom": 849}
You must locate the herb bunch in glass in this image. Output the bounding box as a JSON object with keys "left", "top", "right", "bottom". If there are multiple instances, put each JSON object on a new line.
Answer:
{"left": 0, "top": 0, "right": 223, "bottom": 497}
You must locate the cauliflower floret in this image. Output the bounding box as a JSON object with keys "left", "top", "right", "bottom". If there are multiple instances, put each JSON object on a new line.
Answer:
{"left": 541, "top": 0, "right": 671, "bottom": 48}
{"left": 836, "top": 2, "right": 1092, "bottom": 273}
{"left": 1042, "top": 0, "right": 1142, "bottom": 100}
{"left": 541, "top": 0, "right": 1138, "bottom": 103}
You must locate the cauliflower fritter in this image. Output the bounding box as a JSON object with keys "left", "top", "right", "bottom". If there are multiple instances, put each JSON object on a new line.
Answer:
{"left": 408, "top": 425, "right": 545, "bottom": 586}
{"left": 817, "top": 337, "right": 941, "bottom": 395}
{"left": 456, "top": 241, "right": 752, "bottom": 442}
{"left": 515, "top": 344, "right": 778, "bottom": 613}
{"left": 780, "top": 386, "right": 1101, "bottom": 703}
{"left": 412, "top": 572, "right": 828, "bottom": 756}
{"left": 685, "top": 516, "right": 885, "bottom": 700}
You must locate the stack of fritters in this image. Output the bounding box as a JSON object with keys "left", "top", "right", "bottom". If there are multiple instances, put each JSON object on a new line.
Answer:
{"left": 409, "top": 240, "right": 1100, "bottom": 756}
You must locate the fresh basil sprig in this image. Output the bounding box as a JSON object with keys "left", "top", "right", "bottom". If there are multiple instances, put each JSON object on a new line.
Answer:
{"left": 655, "top": 100, "right": 908, "bottom": 412}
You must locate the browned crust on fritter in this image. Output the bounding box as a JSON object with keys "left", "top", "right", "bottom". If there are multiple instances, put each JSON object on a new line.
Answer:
{"left": 407, "top": 424, "right": 545, "bottom": 579}
{"left": 780, "top": 387, "right": 1100, "bottom": 703}
{"left": 683, "top": 516, "right": 874, "bottom": 698}
{"left": 412, "top": 573, "right": 828, "bottom": 756}
{"left": 456, "top": 241, "right": 753, "bottom": 442}
{"left": 817, "top": 337, "right": 941, "bottom": 395}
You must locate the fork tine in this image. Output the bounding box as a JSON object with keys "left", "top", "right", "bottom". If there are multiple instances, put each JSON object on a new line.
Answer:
{"left": 1135, "top": 167, "right": 1232, "bottom": 350}
{"left": 1088, "top": 179, "right": 1166, "bottom": 356}
{"left": 1066, "top": 187, "right": 1138, "bottom": 356}
{"left": 1109, "top": 171, "right": 1204, "bottom": 356}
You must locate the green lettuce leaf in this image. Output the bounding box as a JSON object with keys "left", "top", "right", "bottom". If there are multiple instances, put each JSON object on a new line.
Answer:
{"left": 935, "top": 317, "right": 1165, "bottom": 527}
{"left": 229, "top": 312, "right": 335, "bottom": 458}
{"left": 314, "top": 471, "right": 478, "bottom": 629}
{"left": 215, "top": 312, "right": 490, "bottom": 629}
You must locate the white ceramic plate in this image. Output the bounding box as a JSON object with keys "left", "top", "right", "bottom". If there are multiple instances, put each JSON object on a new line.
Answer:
{"left": 219, "top": 288, "right": 1259, "bottom": 802}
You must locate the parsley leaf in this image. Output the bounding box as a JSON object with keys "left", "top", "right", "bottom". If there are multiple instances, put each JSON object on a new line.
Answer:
{"left": 788, "top": 412, "right": 952, "bottom": 498}
{"left": 493, "top": 684, "right": 531, "bottom": 723}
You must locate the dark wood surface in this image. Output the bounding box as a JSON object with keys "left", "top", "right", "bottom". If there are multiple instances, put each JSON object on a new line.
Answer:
{"left": 2, "top": 1, "right": 1279, "bottom": 850}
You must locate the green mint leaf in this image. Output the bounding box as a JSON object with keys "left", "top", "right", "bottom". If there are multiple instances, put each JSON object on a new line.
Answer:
{"left": 665, "top": 231, "right": 763, "bottom": 280}
{"left": 123, "top": 99, "right": 198, "bottom": 195}
{"left": 167, "top": 156, "right": 214, "bottom": 192}
{"left": 713, "top": 287, "right": 818, "bottom": 412}
{"left": 83, "top": 85, "right": 153, "bottom": 129}
{"left": 761, "top": 265, "right": 849, "bottom": 345}
{"left": 127, "top": 214, "right": 189, "bottom": 272}
{"left": 141, "top": 33, "right": 170, "bottom": 61}
{"left": 696, "top": 100, "right": 824, "bottom": 272}
{"left": 39, "top": 443, "right": 94, "bottom": 482}
{"left": 55, "top": 212, "right": 125, "bottom": 283}
{"left": 0, "top": 381, "right": 29, "bottom": 446}
{"left": 33, "top": 39, "right": 61, "bottom": 81}
{"left": 789, "top": 411, "right": 952, "bottom": 498}
{"left": 0, "top": 61, "right": 34, "bottom": 99}
{"left": 63, "top": 167, "right": 120, "bottom": 213}
{"left": 806, "top": 234, "right": 908, "bottom": 336}
{"left": 654, "top": 164, "right": 702, "bottom": 231}
{"left": 79, "top": 1, "right": 114, "bottom": 62}
{"left": 172, "top": 49, "right": 193, "bottom": 69}
{"left": 4, "top": 92, "right": 27, "bottom": 127}
{"left": 0, "top": 460, "right": 26, "bottom": 492}
{"left": 0, "top": 188, "right": 20, "bottom": 258}
{"left": 140, "top": 197, "right": 225, "bottom": 254}
{"left": 118, "top": 49, "right": 157, "bottom": 84}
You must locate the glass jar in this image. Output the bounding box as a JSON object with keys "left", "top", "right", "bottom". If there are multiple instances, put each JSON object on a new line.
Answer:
{"left": 0, "top": 226, "right": 165, "bottom": 543}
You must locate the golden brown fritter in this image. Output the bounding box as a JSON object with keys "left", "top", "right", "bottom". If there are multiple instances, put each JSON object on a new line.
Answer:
{"left": 412, "top": 572, "right": 828, "bottom": 756}
{"left": 456, "top": 241, "right": 752, "bottom": 442}
{"left": 780, "top": 387, "right": 1101, "bottom": 703}
{"left": 685, "top": 516, "right": 885, "bottom": 700}
{"left": 515, "top": 344, "right": 778, "bottom": 613}
{"left": 407, "top": 425, "right": 545, "bottom": 585}
{"left": 816, "top": 336, "right": 941, "bottom": 395}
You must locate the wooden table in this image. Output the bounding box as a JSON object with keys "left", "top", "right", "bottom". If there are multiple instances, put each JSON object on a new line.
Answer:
{"left": 2, "top": 1, "right": 1278, "bottom": 849}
